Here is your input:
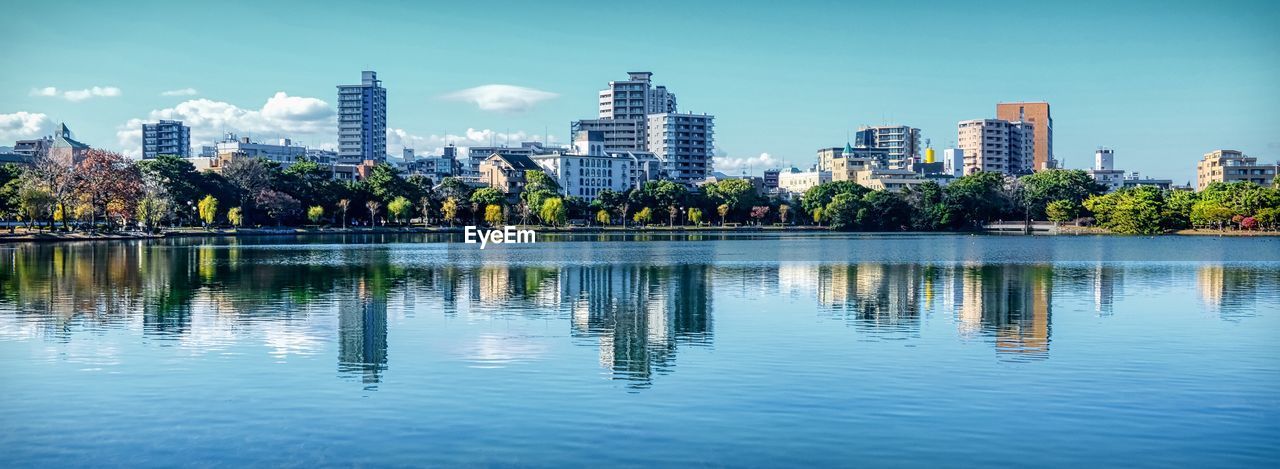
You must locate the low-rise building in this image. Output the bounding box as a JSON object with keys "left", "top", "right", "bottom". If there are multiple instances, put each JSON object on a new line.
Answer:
{"left": 818, "top": 144, "right": 890, "bottom": 172}
{"left": 213, "top": 134, "right": 308, "bottom": 166}
{"left": 530, "top": 131, "right": 632, "bottom": 202}
{"left": 853, "top": 168, "right": 928, "bottom": 192}
{"left": 777, "top": 168, "right": 831, "bottom": 196}
{"left": 1122, "top": 173, "right": 1172, "bottom": 191}
{"left": 48, "top": 123, "right": 90, "bottom": 165}
{"left": 479, "top": 151, "right": 542, "bottom": 197}
{"left": 1196, "top": 149, "right": 1278, "bottom": 190}
{"left": 1086, "top": 147, "right": 1126, "bottom": 192}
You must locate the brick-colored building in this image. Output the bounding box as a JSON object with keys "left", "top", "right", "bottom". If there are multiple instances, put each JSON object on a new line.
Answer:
{"left": 997, "top": 102, "right": 1054, "bottom": 171}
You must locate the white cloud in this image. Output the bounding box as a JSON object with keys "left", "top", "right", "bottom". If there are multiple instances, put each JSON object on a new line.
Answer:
{"left": 29, "top": 87, "right": 58, "bottom": 97}
{"left": 115, "top": 92, "right": 336, "bottom": 158}
{"left": 160, "top": 88, "right": 198, "bottom": 97}
{"left": 0, "top": 112, "right": 52, "bottom": 141}
{"left": 713, "top": 152, "right": 790, "bottom": 175}
{"left": 61, "top": 86, "right": 122, "bottom": 102}
{"left": 440, "top": 84, "right": 558, "bottom": 113}
{"left": 386, "top": 127, "right": 558, "bottom": 158}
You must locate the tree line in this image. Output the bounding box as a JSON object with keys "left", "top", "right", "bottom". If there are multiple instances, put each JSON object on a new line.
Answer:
{"left": 1, "top": 150, "right": 1275, "bottom": 235}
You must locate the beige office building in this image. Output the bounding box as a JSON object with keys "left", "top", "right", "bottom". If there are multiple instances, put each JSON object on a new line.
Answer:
{"left": 1196, "top": 150, "right": 1278, "bottom": 191}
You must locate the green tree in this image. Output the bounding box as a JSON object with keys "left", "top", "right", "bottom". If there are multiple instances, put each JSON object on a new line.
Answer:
{"left": 470, "top": 187, "right": 504, "bottom": 209}
{"left": 365, "top": 163, "right": 413, "bottom": 203}
{"left": 1190, "top": 199, "right": 1234, "bottom": 229}
{"left": 801, "top": 181, "right": 869, "bottom": 215}
{"left": 824, "top": 193, "right": 861, "bottom": 230}
{"left": 943, "top": 171, "right": 1009, "bottom": 228}
{"left": 857, "top": 191, "right": 911, "bottom": 230}
{"left": 1019, "top": 169, "right": 1106, "bottom": 219}
{"left": 1086, "top": 186, "right": 1165, "bottom": 235}
{"left": 688, "top": 207, "right": 703, "bottom": 225}
{"left": 1045, "top": 199, "right": 1080, "bottom": 224}
{"left": 197, "top": 195, "right": 219, "bottom": 229}
{"left": 539, "top": 197, "right": 567, "bottom": 227}
{"left": 136, "top": 195, "right": 168, "bottom": 233}
{"left": 704, "top": 178, "right": 755, "bottom": 214}
{"left": 387, "top": 196, "right": 413, "bottom": 225}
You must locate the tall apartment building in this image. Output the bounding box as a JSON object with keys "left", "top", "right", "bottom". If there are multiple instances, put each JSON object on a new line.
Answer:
{"left": 957, "top": 119, "right": 1033, "bottom": 175}
{"left": 141, "top": 120, "right": 190, "bottom": 158}
{"left": 599, "top": 72, "right": 677, "bottom": 119}
{"left": 570, "top": 118, "right": 644, "bottom": 153}
{"left": 646, "top": 113, "right": 714, "bottom": 184}
{"left": 853, "top": 125, "right": 921, "bottom": 169}
{"left": 337, "top": 71, "right": 387, "bottom": 164}
{"left": 996, "top": 102, "right": 1054, "bottom": 171}
{"left": 1196, "top": 150, "right": 1278, "bottom": 190}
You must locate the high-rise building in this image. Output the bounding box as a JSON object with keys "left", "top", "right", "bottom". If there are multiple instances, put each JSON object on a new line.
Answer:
{"left": 599, "top": 72, "right": 677, "bottom": 120}
{"left": 957, "top": 119, "right": 1033, "bottom": 175}
{"left": 1196, "top": 150, "right": 1278, "bottom": 190}
{"left": 646, "top": 113, "right": 714, "bottom": 185}
{"left": 854, "top": 125, "right": 921, "bottom": 169}
{"left": 996, "top": 102, "right": 1054, "bottom": 171}
{"left": 337, "top": 71, "right": 387, "bottom": 164}
{"left": 141, "top": 120, "right": 190, "bottom": 158}
{"left": 570, "top": 118, "right": 644, "bottom": 152}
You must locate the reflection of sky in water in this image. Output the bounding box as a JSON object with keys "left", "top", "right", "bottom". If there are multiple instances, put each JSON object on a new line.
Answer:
{"left": 0, "top": 234, "right": 1278, "bottom": 467}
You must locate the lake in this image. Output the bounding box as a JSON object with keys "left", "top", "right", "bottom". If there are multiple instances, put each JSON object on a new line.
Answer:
{"left": 1, "top": 234, "right": 1278, "bottom": 467}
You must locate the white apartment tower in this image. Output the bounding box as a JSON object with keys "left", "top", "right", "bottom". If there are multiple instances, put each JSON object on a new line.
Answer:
{"left": 598, "top": 72, "right": 677, "bottom": 119}
{"left": 647, "top": 113, "right": 714, "bottom": 185}
{"left": 956, "top": 119, "right": 1034, "bottom": 175}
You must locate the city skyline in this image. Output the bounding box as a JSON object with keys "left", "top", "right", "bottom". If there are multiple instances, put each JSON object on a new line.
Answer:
{"left": 1, "top": 0, "right": 1277, "bottom": 183}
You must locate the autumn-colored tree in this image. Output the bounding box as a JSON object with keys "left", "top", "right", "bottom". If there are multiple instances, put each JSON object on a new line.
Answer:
{"left": 227, "top": 207, "right": 243, "bottom": 227}
{"left": 779, "top": 204, "right": 790, "bottom": 225}
{"left": 689, "top": 207, "right": 703, "bottom": 225}
{"left": 750, "top": 206, "right": 770, "bottom": 225}
{"left": 256, "top": 189, "right": 301, "bottom": 225}
{"left": 633, "top": 207, "right": 653, "bottom": 225}
{"left": 197, "top": 195, "right": 219, "bottom": 229}
{"left": 27, "top": 153, "right": 79, "bottom": 230}
{"left": 307, "top": 205, "right": 325, "bottom": 225}
{"left": 136, "top": 195, "right": 168, "bottom": 233}
{"left": 717, "top": 204, "right": 730, "bottom": 225}
{"left": 387, "top": 196, "right": 412, "bottom": 225}
{"left": 485, "top": 204, "right": 504, "bottom": 225}
{"left": 441, "top": 197, "right": 459, "bottom": 226}
{"left": 539, "top": 198, "right": 566, "bottom": 227}
{"left": 76, "top": 149, "right": 142, "bottom": 228}
{"left": 418, "top": 196, "right": 432, "bottom": 227}
{"left": 596, "top": 209, "right": 610, "bottom": 226}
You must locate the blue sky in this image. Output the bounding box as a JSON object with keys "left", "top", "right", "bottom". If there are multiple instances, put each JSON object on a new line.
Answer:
{"left": 1, "top": 0, "right": 1277, "bottom": 182}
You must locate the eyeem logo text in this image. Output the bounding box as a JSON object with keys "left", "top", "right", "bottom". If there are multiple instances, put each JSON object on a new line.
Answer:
{"left": 464, "top": 226, "right": 536, "bottom": 249}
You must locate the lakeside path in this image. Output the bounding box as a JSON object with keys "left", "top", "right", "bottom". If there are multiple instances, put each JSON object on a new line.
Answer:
{"left": 2, "top": 225, "right": 1277, "bottom": 243}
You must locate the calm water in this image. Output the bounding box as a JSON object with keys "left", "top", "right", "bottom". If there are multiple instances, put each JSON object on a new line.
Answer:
{"left": 1, "top": 234, "right": 1278, "bottom": 467}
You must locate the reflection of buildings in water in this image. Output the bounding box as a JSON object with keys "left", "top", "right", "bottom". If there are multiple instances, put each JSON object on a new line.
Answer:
{"left": 816, "top": 263, "right": 923, "bottom": 332}
{"left": 560, "top": 264, "right": 712, "bottom": 387}
{"left": 338, "top": 279, "right": 389, "bottom": 384}
{"left": 1197, "top": 265, "right": 1273, "bottom": 320}
{"left": 1091, "top": 265, "right": 1123, "bottom": 316}
{"left": 957, "top": 265, "right": 1052, "bottom": 359}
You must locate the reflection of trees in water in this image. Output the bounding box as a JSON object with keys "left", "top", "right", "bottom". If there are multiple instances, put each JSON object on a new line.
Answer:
{"left": 1197, "top": 265, "right": 1280, "bottom": 321}
{"left": 957, "top": 265, "right": 1053, "bottom": 360}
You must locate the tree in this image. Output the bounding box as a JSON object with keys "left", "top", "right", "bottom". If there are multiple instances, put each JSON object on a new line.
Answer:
{"left": 704, "top": 178, "right": 755, "bottom": 216}
{"left": 824, "top": 193, "right": 860, "bottom": 230}
{"left": 778, "top": 204, "right": 790, "bottom": 225}
{"left": 27, "top": 153, "right": 79, "bottom": 230}
{"left": 595, "top": 209, "right": 610, "bottom": 226}
{"left": 470, "top": 187, "right": 504, "bottom": 209}
{"left": 365, "top": 163, "right": 415, "bottom": 204}
{"left": 197, "top": 195, "right": 219, "bottom": 229}
{"left": 521, "top": 170, "right": 559, "bottom": 215}
{"left": 227, "top": 207, "right": 244, "bottom": 227}
{"left": 485, "top": 204, "right": 505, "bottom": 225}
{"left": 1190, "top": 199, "right": 1234, "bottom": 230}
{"left": 633, "top": 206, "right": 653, "bottom": 225}
{"left": 943, "top": 171, "right": 1010, "bottom": 228}
{"left": 307, "top": 205, "right": 325, "bottom": 225}
{"left": 1019, "top": 169, "right": 1106, "bottom": 219}
{"left": 812, "top": 207, "right": 823, "bottom": 226}
{"left": 1085, "top": 186, "right": 1166, "bottom": 235}
{"left": 1045, "top": 199, "right": 1080, "bottom": 224}
{"left": 337, "top": 199, "right": 351, "bottom": 228}
{"left": 221, "top": 157, "right": 274, "bottom": 211}
{"left": 387, "top": 196, "right": 413, "bottom": 225}
{"left": 717, "top": 204, "right": 730, "bottom": 225}
{"left": 136, "top": 195, "right": 168, "bottom": 233}
{"left": 540, "top": 197, "right": 567, "bottom": 227}
{"left": 442, "top": 197, "right": 459, "bottom": 226}
{"left": 256, "top": 189, "right": 301, "bottom": 226}
{"left": 689, "top": 207, "right": 703, "bottom": 225}
{"left": 366, "top": 200, "right": 382, "bottom": 226}
{"left": 437, "top": 177, "right": 473, "bottom": 201}
{"left": 138, "top": 154, "right": 201, "bottom": 224}
{"left": 750, "top": 206, "right": 770, "bottom": 225}
{"left": 801, "top": 181, "right": 869, "bottom": 216}
{"left": 17, "top": 186, "right": 54, "bottom": 230}
{"left": 418, "top": 196, "right": 432, "bottom": 227}
{"left": 857, "top": 191, "right": 911, "bottom": 230}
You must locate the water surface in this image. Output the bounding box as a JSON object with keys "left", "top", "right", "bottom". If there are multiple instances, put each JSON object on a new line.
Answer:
{"left": 1, "top": 234, "right": 1277, "bottom": 467}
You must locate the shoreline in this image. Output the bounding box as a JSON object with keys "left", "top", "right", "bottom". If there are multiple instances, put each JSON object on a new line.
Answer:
{"left": 2, "top": 225, "right": 1277, "bottom": 243}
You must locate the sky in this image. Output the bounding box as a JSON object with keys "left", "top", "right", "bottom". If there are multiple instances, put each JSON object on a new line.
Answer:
{"left": 1, "top": 0, "right": 1277, "bottom": 183}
